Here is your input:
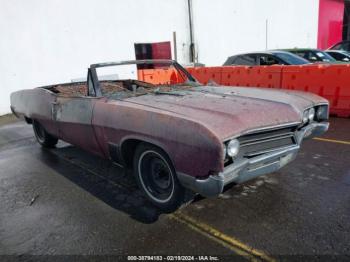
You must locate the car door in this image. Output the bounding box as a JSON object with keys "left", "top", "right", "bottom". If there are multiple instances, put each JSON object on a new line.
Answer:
{"left": 258, "top": 54, "right": 281, "bottom": 65}
{"left": 55, "top": 95, "right": 104, "bottom": 156}
{"left": 233, "top": 54, "right": 257, "bottom": 65}
{"left": 309, "top": 51, "right": 323, "bottom": 62}
{"left": 293, "top": 51, "right": 309, "bottom": 61}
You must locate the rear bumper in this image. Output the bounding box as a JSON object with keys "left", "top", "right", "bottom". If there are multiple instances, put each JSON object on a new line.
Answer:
{"left": 177, "top": 121, "right": 329, "bottom": 197}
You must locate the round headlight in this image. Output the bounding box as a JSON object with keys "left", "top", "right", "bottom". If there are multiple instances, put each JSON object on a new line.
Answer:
{"left": 302, "top": 110, "right": 309, "bottom": 123}
{"left": 316, "top": 105, "right": 328, "bottom": 121}
{"left": 308, "top": 108, "right": 315, "bottom": 121}
{"left": 227, "top": 139, "right": 240, "bottom": 157}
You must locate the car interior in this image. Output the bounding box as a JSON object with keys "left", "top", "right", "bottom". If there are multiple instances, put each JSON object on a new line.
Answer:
{"left": 45, "top": 80, "right": 156, "bottom": 97}
{"left": 259, "top": 55, "right": 280, "bottom": 65}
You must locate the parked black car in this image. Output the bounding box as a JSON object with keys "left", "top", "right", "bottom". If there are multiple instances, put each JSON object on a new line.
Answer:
{"left": 282, "top": 48, "right": 337, "bottom": 63}
{"left": 325, "top": 50, "right": 350, "bottom": 62}
{"left": 223, "top": 51, "right": 310, "bottom": 66}
{"left": 329, "top": 40, "right": 350, "bottom": 52}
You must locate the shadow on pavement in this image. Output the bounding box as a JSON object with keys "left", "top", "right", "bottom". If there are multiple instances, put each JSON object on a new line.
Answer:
{"left": 37, "top": 144, "right": 167, "bottom": 224}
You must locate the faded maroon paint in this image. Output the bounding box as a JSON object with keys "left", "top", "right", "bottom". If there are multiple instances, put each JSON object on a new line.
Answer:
{"left": 92, "top": 98, "right": 223, "bottom": 178}
{"left": 317, "top": 0, "right": 344, "bottom": 49}
{"left": 10, "top": 82, "right": 327, "bottom": 179}
{"left": 56, "top": 96, "right": 105, "bottom": 156}
{"left": 10, "top": 88, "right": 58, "bottom": 136}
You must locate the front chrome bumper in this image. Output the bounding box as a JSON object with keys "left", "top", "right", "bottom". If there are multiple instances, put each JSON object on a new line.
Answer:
{"left": 177, "top": 122, "right": 329, "bottom": 197}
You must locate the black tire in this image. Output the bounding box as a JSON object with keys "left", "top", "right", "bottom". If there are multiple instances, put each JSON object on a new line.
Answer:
{"left": 33, "top": 120, "right": 58, "bottom": 148}
{"left": 133, "top": 143, "right": 187, "bottom": 212}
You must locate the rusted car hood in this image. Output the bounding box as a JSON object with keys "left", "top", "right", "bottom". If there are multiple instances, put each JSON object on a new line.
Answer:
{"left": 122, "top": 85, "right": 327, "bottom": 141}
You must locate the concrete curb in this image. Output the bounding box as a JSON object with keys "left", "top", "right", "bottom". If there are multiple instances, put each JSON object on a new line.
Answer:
{"left": 0, "top": 113, "right": 19, "bottom": 126}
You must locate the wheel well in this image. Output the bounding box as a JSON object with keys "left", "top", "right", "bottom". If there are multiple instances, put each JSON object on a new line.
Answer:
{"left": 24, "top": 117, "right": 32, "bottom": 124}
{"left": 120, "top": 139, "right": 142, "bottom": 168}
{"left": 120, "top": 139, "right": 172, "bottom": 169}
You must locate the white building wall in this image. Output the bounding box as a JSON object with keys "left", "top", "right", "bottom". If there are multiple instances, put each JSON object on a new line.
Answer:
{"left": 0, "top": 0, "right": 190, "bottom": 115}
{"left": 192, "top": 0, "right": 320, "bottom": 65}
{"left": 0, "top": 0, "right": 319, "bottom": 115}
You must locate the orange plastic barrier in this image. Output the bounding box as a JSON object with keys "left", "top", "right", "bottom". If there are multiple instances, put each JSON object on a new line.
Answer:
{"left": 281, "top": 64, "right": 350, "bottom": 117}
{"left": 189, "top": 65, "right": 350, "bottom": 118}
{"left": 221, "top": 66, "right": 249, "bottom": 87}
{"left": 139, "top": 65, "right": 350, "bottom": 118}
{"left": 221, "top": 66, "right": 283, "bottom": 88}
{"left": 188, "top": 66, "right": 223, "bottom": 85}
{"left": 187, "top": 66, "right": 282, "bottom": 88}
{"left": 137, "top": 68, "right": 182, "bottom": 85}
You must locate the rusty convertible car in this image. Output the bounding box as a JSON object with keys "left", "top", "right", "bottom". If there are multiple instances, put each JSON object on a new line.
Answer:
{"left": 10, "top": 60, "right": 329, "bottom": 211}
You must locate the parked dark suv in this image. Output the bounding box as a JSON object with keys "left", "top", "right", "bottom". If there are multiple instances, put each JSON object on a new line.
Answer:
{"left": 223, "top": 51, "right": 309, "bottom": 66}
{"left": 282, "top": 48, "right": 337, "bottom": 63}
{"left": 325, "top": 50, "right": 350, "bottom": 62}
{"left": 329, "top": 40, "right": 350, "bottom": 52}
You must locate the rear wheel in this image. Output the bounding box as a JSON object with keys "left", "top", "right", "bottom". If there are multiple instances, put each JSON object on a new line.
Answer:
{"left": 33, "top": 120, "right": 58, "bottom": 148}
{"left": 133, "top": 143, "right": 188, "bottom": 212}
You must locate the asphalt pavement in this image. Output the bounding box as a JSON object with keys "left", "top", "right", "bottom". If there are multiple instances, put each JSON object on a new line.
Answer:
{"left": 0, "top": 117, "right": 349, "bottom": 261}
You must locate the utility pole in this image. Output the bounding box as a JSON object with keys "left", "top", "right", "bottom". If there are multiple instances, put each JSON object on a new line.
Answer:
{"left": 265, "top": 19, "right": 268, "bottom": 50}
{"left": 188, "top": 0, "right": 195, "bottom": 63}
{"left": 173, "top": 31, "right": 177, "bottom": 61}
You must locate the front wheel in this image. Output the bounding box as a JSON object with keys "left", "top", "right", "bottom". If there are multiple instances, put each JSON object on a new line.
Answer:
{"left": 33, "top": 120, "right": 58, "bottom": 148}
{"left": 133, "top": 143, "right": 188, "bottom": 212}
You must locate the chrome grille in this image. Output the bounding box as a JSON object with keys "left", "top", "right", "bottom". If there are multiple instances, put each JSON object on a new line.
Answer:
{"left": 238, "top": 126, "right": 297, "bottom": 158}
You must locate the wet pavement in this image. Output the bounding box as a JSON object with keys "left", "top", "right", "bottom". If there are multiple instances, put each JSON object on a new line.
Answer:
{"left": 0, "top": 118, "right": 350, "bottom": 260}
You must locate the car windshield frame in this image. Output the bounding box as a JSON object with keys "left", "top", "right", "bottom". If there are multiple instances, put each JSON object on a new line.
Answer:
{"left": 87, "top": 60, "right": 198, "bottom": 97}
{"left": 273, "top": 52, "right": 310, "bottom": 65}
{"left": 331, "top": 41, "right": 350, "bottom": 51}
